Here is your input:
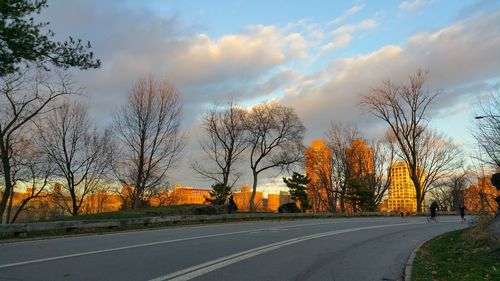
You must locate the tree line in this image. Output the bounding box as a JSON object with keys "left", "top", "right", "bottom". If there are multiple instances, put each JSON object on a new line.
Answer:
{"left": 1, "top": 1, "right": 498, "bottom": 223}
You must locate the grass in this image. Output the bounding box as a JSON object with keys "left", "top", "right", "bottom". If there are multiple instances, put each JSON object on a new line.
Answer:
{"left": 37, "top": 204, "right": 203, "bottom": 222}
{"left": 412, "top": 217, "right": 500, "bottom": 281}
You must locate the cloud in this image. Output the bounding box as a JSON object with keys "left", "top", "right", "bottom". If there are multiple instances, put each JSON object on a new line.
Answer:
{"left": 329, "top": 4, "right": 366, "bottom": 25}
{"left": 321, "top": 19, "right": 377, "bottom": 53}
{"left": 399, "top": 0, "right": 432, "bottom": 12}
{"left": 333, "top": 19, "right": 378, "bottom": 35}
{"left": 321, "top": 34, "right": 353, "bottom": 51}
{"left": 282, "top": 11, "right": 500, "bottom": 141}
{"left": 38, "top": 1, "right": 500, "bottom": 188}
{"left": 457, "top": 0, "right": 500, "bottom": 19}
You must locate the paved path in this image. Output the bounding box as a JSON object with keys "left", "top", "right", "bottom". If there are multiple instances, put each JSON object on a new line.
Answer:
{"left": 0, "top": 216, "right": 467, "bottom": 281}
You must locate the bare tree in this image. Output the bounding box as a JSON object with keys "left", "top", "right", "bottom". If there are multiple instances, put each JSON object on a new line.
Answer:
{"left": 325, "top": 122, "right": 361, "bottom": 212}
{"left": 306, "top": 142, "right": 334, "bottom": 212}
{"left": 246, "top": 102, "right": 305, "bottom": 212}
{"left": 193, "top": 100, "right": 247, "bottom": 203}
{"left": 6, "top": 135, "right": 54, "bottom": 223}
{"left": 361, "top": 69, "right": 452, "bottom": 212}
{"left": 418, "top": 129, "right": 462, "bottom": 202}
{"left": 429, "top": 171, "right": 468, "bottom": 211}
{"left": 0, "top": 69, "right": 71, "bottom": 223}
{"left": 113, "top": 76, "right": 184, "bottom": 209}
{"left": 473, "top": 88, "right": 500, "bottom": 168}
{"left": 362, "top": 139, "right": 395, "bottom": 210}
{"left": 38, "top": 101, "right": 111, "bottom": 216}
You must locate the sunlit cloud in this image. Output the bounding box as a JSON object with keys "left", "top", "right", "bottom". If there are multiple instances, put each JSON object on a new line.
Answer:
{"left": 328, "top": 4, "right": 366, "bottom": 25}
{"left": 399, "top": 0, "right": 433, "bottom": 12}
{"left": 333, "top": 19, "right": 378, "bottom": 35}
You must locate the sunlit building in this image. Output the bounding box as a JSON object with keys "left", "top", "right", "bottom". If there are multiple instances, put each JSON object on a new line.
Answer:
{"left": 170, "top": 184, "right": 211, "bottom": 205}
{"left": 344, "top": 139, "right": 375, "bottom": 212}
{"left": 266, "top": 191, "right": 292, "bottom": 212}
{"left": 462, "top": 177, "right": 499, "bottom": 213}
{"left": 306, "top": 140, "right": 332, "bottom": 212}
{"left": 345, "top": 139, "right": 374, "bottom": 179}
{"left": 233, "top": 185, "right": 263, "bottom": 211}
{"left": 267, "top": 194, "right": 280, "bottom": 211}
{"left": 387, "top": 162, "right": 423, "bottom": 213}
{"left": 82, "top": 190, "right": 122, "bottom": 214}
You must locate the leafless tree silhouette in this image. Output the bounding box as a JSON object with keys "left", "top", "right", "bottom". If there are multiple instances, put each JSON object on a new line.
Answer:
{"left": 246, "top": 102, "right": 305, "bottom": 212}
{"left": 112, "top": 76, "right": 184, "bottom": 208}
{"left": 38, "top": 101, "right": 111, "bottom": 216}
{"left": 0, "top": 69, "right": 72, "bottom": 223}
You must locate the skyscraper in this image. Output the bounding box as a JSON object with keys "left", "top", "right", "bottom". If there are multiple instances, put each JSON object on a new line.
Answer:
{"left": 305, "top": 140, "right": 332, "bottom": 212}
{"left": 345, "top": 139, "right": 374, "bottom": 179}
{"left": 387, "top": 162, "right": 423, "bottom": 213}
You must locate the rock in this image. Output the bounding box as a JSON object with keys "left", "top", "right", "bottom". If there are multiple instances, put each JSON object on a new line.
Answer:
{"left": 278, "top": 202, "right": 301, "bottom": 213}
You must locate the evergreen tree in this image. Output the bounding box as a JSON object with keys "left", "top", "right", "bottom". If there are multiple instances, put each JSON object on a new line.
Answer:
{"left": 206, "top": 183, "right": 231, "bottom": 205}
{"left": 283, "top": 172, "right": 310, "bottom": 212}
{"left": 0, "top": 0, "right": 101, "bottom": 75}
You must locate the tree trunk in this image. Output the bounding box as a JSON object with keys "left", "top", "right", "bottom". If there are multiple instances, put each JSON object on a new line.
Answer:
{"left": 250, "top": 170, "right": 258, "bottom": 213}
{"left": 0, "top": 153, "right": 13, "bottom": 224}
{"left": 411, "top": 167, "right": 423, "bottom": 213}
{"left": 6, "top": 189, "right": 14, "bottom": 223}
{"left": 340, "top": 187, "right": 345, "bottom": 213}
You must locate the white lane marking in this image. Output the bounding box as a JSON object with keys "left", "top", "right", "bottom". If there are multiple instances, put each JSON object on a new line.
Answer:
{"left": 149, "top": 222, "right": 424, "bottom": 281}
{"left": 0, "top": 219, "right": 385, "bottom": 269}
{"left": 0, "top": 228, "right": 279, "bottom": 269}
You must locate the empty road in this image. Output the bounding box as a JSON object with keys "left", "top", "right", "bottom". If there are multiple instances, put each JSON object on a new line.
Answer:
{"left": 0, "top": 217, "right": 467, "bottom": 281}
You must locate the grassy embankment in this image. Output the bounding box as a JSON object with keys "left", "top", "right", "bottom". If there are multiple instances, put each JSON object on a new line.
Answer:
{"left": 39, "top": 204, "right": 202, "bottom": 221}
{"left": 411, "top": 216, "right": 500, "bottom": 281}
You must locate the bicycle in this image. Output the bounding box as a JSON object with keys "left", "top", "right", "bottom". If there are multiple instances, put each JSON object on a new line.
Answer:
{"left": 426, "top": 213, "right": 438, "bottom": 223}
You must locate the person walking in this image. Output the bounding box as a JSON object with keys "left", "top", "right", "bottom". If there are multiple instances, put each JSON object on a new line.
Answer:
{"left": 459, "top": 205, "right": 466, "bottom": 223}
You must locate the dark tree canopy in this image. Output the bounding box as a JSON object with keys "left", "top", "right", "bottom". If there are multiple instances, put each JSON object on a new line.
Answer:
{"left": 283, "top": 172, "right": 310, "bottom": 212}
{"left": 0, "top": 0, "right": 100, "bottom": 75}
{"left": 206, "top": 183, "right": 231, "bottom": 206}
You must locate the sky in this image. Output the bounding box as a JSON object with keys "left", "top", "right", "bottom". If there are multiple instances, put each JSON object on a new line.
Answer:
{"left": 40, "top": 0, "right": 500, "bottom": 194}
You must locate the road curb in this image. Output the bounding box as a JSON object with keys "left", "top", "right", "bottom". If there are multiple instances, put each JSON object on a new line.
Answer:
{"left": 404, "top": 236, "right": 433, "bottom": 281}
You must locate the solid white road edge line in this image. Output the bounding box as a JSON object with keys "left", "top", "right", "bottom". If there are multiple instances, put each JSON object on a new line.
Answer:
{"left": 149, "top": 222, "right": 424, "bottom": 281}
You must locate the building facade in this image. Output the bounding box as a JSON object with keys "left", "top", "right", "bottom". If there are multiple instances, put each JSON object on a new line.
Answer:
{"left": 170, "top": 185, "right": 212, "bottom": 205}
{"left": 345, "top": 139, "right": 374, "bottom": 179}
{"left": 305, "top": 140, "right": 332, "bottom": 212}
{"left": 233, "top": 185, "right": 263, "bottom": 211}
{"left": 387, "top": 162, "right": 423, "bottom": 213}
{"left": 462, "top": 177, "right": 499, "bottom": 213}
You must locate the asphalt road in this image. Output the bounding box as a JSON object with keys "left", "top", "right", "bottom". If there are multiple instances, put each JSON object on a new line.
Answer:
{"left": 0, "top": 216, "right": 467, "bottom": 281}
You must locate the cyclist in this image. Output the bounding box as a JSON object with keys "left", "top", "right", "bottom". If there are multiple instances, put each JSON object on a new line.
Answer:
{"left": 427, "top": 201, "right": 439, "bottom": 222}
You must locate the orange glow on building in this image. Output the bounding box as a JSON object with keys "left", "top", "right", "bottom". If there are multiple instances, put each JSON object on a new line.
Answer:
{"left": 267, "top": 194, "right": 280, "bottom": 211}
{"left": 233, "top": 185, "right": 263, "bottom": 211}
{"left": 170, "top": 184, "right": 211, "bottom": 205}
{"left": 463, "top": 177, "right": 499, "bottom": 213}
{"left": 265, "top": 191, "right": 291, "bottom": 212}
{"left": 344, "top": 139, "right": 375, "bottom": 213}
{"left": 387, "top": 162, "right": 423, "bottom": 213}
{"left": 305, "top": 140, "right": 332, "bottom": 212}
{"left": 345, "top": 139, "right": 374, "bottom": 179}
{"left": 82, "top": 190, "right": 122, "bottom": 214}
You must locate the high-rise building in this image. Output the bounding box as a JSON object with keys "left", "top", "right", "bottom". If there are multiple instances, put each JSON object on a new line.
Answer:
{"left": 305, "top": 140, "right": 332, "bottom": 212}
{"left": 344, "top": 139, "right": 375, "bottom": 212}
{"left": 387, "top": 162, "right": 423, "bottom": 213}
{"left": 345, "top": 139, "right": 374, "bottom": 179}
